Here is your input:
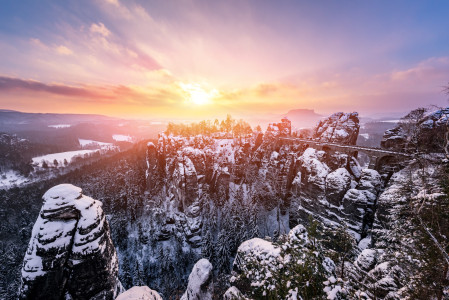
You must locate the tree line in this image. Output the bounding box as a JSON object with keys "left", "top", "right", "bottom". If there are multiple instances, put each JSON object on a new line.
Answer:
{"left": 165, "top": 114, "right": 260, "bottom": 137}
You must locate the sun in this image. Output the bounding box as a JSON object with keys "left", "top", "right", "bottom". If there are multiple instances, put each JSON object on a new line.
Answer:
{"left": 180, "top": 82, "right": 218, "bottom": 105}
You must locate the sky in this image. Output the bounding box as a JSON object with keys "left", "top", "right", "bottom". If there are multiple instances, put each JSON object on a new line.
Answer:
{"left": 0, "top": 0, "right": 448, "bottom": 120}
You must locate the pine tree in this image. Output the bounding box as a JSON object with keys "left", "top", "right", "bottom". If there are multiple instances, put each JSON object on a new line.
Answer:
{"left": 133, "top": 260, "right": 144, "bottom": 286}
{"left": 121, "top": 256, "right": 133, "bottom": 289}
{"left": 215, "top": 229, "right": 231, "bottom": 273}
{"left": 201, "top": 230, "right": 214, "bottom": 261}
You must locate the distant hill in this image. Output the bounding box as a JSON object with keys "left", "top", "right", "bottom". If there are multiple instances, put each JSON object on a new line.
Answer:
{"left": 0, "top": 110, "right": 117, "bottom": 129}
{"left": 282, "top": 109, "right": 323, "bottom": 128}
{"left": 0, "top": 109, "right": 164, "bottom": 145}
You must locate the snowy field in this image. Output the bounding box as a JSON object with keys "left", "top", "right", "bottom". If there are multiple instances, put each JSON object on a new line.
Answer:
{"left": 79, "top": 139, "right": 113, "bottom": 148}
{"left": 112, "top": 134, "right": 133, "bottom": 142}
{"left": 32, "top": 150, "right": 100, "bottom": 167}
{"left": 48, "top": 124, "right": 71, "bottom": 128}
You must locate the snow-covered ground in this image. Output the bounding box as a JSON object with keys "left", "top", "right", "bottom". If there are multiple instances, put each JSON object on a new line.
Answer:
{"left": 48, "top": 124, "right": 71, "bottom": 128}
{"left": 0, "top": 170, "right": 30, "bottom": 189}
{"left": 78, "top": 139, "right": 113, "bottom": 148}
{"left": 32, "top": 150, "right": 100, "bottom": 167}
{"left": 112, "top": 134, "right": 133, "bottom": 142}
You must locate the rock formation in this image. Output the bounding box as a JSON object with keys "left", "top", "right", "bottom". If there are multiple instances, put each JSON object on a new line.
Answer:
{"left": 313, "top": 112, "right": 360, "bottom": 145}
{"left": 19, "top": 184, "right": 122, "bottom": 300}
{"left": 181, "top": 259, "right": 213, "bottom": 300}
{"left": 145, "top": 112, "right": 379, "bottom": 248}
{"left": 381, "top": 107, "right": 449, "bottom": 153}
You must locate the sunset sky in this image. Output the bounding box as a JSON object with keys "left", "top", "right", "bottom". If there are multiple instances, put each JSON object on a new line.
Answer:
{"left": 0, "top": 0, "right": 448, "bottom": 120}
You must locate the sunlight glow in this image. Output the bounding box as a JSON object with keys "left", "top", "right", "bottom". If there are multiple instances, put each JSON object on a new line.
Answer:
{"left": 180, "top": 82, "right": 219, "bottom": 105}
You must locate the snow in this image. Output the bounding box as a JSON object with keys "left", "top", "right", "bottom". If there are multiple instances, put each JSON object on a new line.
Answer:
{"left": 359, "top": 133, "right": 369, "bottom": 139}
{"left": 224, "top": 286, "right": 246, "bottom": 300}
{"left": 43, "top": 184, "right": 82, "bottom": 203}
{"left": 358, "top": 236, "right": 371, "bottom": 250}
{"left": 237, "top": 238, "right": 281, "bottom": 262}
{"left": 116, "top": 286, "right": 162, "bottom": 300}
{"left": 181, "top": 259, "right": 213, "bottom": 300}
{"left": 324, "top": 284, "right": 343, "bottom": 300}
{"left": 334, "top": 128, "right": 349, "bottom": 138}
{"left": 326, "top": 168, "right": 351, "bottom": 193}
{"left": 298, "top": 148, "right": 330, "bottom": 186}
{"left": 288, "top": 225, "right": 309, "bottom": 246}
{"left": 356, "top": 249, "right": 377, "bottom": 270}
{"left": 0, "top": 170, "right": 30, "bottom": 189}
{"left": 22, "top": 184, "right": 118, "bottom": 281}
{"left": 32, "top": 150, "right": 100, "bottom": 167}
{"left": 78, "top": 139, "right": 112, "bottom": 148}
{"left": 113, "top": 134, "right": 133, "bottom": 142}
{"left": 48, "top": 124, "right": 71, "bottom": 128}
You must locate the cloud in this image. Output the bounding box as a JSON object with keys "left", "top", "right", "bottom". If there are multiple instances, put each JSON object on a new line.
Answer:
{"left": 0, "top": 76, "right": 108, "bottom": 99}
{"left": 30, "top": 38, "right": 47, "bottom": 49}
{"left": 390, "top": 57, "right": 449, "bottom": 82}
{"left": 56, "top": 45, "right": 73, "bottom": 55}
{"left": 90, "top": 22, "right": 111, "bottom": 37}
{"left": 104, "top": 0, "right": 119, "bottom": 7}
{"left": 0, "top": 76, "right": 181, "bottom": 108}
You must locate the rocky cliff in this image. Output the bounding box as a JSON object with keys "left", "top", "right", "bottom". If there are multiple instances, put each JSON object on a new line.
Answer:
{"left": 19, "top": 184, "right": 122, "bottom": 300}
{"left": 381, "top": 107, "right": 449, "bottom": 153}
{"left": 313, "top": 112, "right": 360, "bottom": 145}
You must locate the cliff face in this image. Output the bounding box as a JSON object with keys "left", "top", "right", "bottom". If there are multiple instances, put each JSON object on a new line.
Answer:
{"left": 145, "top": 112, "right": 376, "bottom": 248}
{"left": 19, "top": 184, "right": 122, "bottom": 300}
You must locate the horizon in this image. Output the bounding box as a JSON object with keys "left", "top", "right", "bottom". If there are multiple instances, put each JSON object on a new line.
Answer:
{"left": 1, "top": 0, "right": 448, "bottom": 120}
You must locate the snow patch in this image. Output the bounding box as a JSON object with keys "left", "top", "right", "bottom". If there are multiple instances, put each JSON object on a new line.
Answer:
{"left": 48, "top": 124, "right": 71, "bottom": 128}
{"left": 113, "top": 134, "right": 133, "bottom": 142}
{"left": 116, "top": 286, "right": 162, "bottom": 300}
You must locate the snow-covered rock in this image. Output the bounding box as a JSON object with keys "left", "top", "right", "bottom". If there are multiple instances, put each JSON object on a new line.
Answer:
{"left": 181, "top": 259, "right": 213, "bottom": 300}
{"left": 381, "top": 107, "right": 449, "bottom": 153}
{"left": 313, "top": 112, "right": 360, "bottom": 145}
{"left": 356, "top": 249, "right": 377, "bottom": 271}
{"left": 19, "top": 184, "right": 122, "bottom": 300}
{"left": 116, "top": 286, "right": 162, "bottom": 300}
{"left": 326, "top": 168, "right": 352, "bottom": 206}
{"left": 223, "top": 286, "right": 246, "bottom": 299}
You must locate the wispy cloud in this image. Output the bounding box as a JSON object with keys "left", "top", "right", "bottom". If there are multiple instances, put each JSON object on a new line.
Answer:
{"left": 90, "top": 22, "right": 110, "bottom": 37}
{"left": 55, "top": 45, "right": 73, "bottom": 55}
{"left": 0, "top": 76, "right": 109, "bottom": 98}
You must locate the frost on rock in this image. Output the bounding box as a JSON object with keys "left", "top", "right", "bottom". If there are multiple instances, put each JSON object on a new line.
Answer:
{"left": 116, "top": 286, "right": 162, "bottom": 300}
{"left": 19, "top": 184, "right": 121, "bottom": 300}
{"left": 181, "top": 258, "right": 213, "bottom": 300}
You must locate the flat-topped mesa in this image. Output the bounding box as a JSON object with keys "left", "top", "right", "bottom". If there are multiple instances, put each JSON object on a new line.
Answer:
{"left": 19, "top": 184, "right": 122, "bottom": 300}
{"left": 313, "top": 112, "right": 360, "bottom": 145}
